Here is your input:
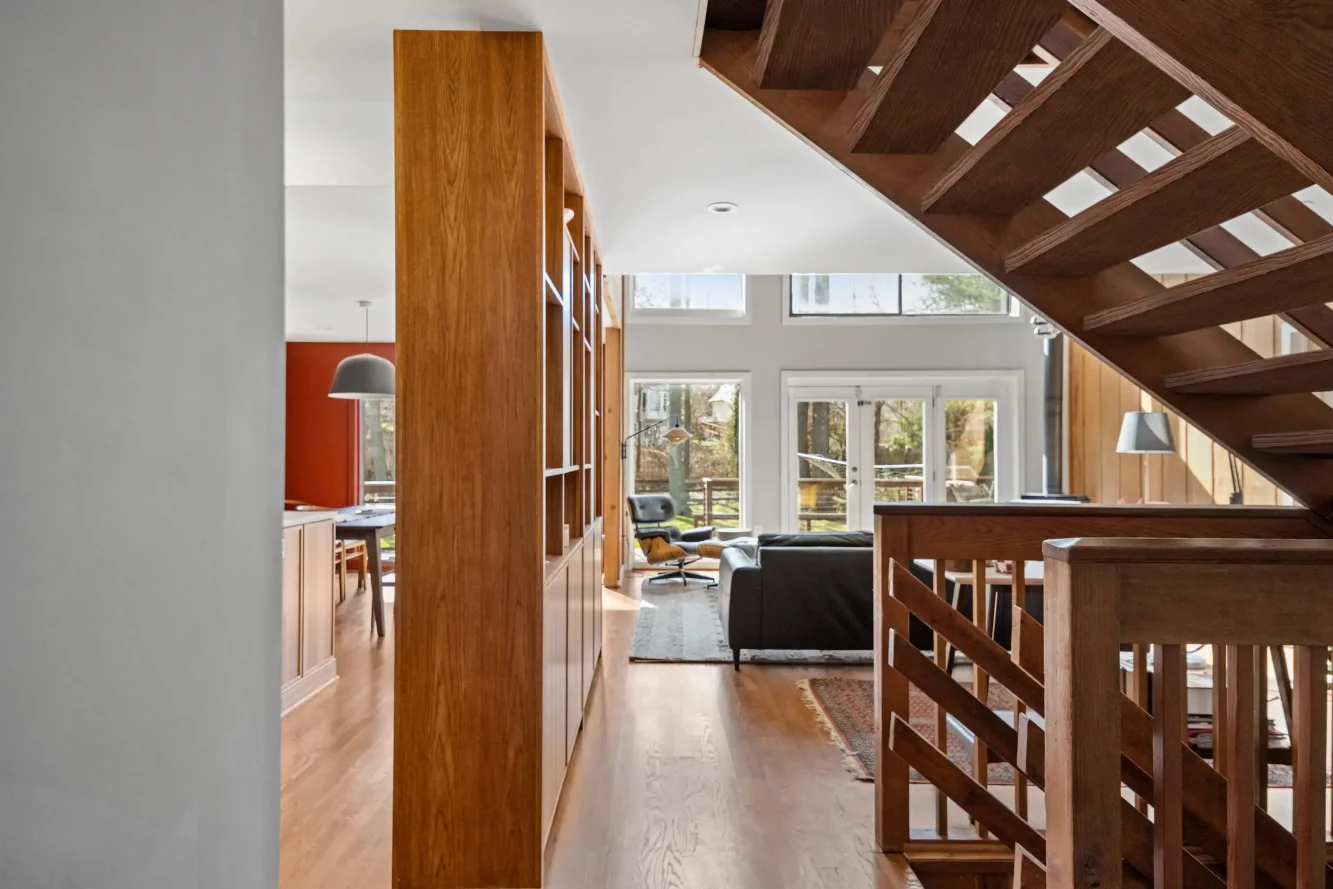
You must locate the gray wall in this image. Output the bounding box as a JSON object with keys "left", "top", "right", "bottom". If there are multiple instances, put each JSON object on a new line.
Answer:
{"left": 625, "top": 276, "right": 1046, "bottom": 532}
{"left": 0, "top": 3, "right": 284, "bottom": 887}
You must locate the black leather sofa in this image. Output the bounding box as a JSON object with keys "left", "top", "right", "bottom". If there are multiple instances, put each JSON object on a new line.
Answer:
{"left": 717, "top": 531, "right": 938, "bottom": 668}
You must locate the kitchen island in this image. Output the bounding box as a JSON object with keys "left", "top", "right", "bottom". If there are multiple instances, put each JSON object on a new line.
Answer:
{"left": 282, "top": 511, "right": 338, "bottom": 713}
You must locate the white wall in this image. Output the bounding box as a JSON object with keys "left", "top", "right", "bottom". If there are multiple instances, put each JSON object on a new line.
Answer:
{"left": 0, "top": 3, "right": 284, "bottom": 887}
{"left": 625, "top": 276, "right": 1047, "bottom": 532}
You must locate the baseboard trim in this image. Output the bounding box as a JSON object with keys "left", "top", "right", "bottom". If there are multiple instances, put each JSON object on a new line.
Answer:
{"left": 281, "top": 658, "right": 338, "bottom": 716}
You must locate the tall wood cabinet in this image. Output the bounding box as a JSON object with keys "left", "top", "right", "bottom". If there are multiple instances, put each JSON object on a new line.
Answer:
{"left": 394, "top": 30, "right": 606, "bottom": 888}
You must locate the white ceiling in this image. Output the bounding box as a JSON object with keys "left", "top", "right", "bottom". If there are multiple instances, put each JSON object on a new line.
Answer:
{"left": 284, "top": 0, "right": 1318, "bottom": 340}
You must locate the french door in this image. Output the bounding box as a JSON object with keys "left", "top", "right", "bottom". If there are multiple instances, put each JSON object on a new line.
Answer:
{"left": 786, "top": 378, "right": 1013, "bottom": 531}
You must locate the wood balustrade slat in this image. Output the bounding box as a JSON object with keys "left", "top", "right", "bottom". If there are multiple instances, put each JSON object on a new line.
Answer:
{"left": 891, "top": 560, "right": 1046, "bottom": 713}
{"left": 888, "top": 714, "right": 1046, "bottom": 859}
{"left": 889, "top": 631, "right": 1042, "bottom": 785}
{"left": 932, "top": 558, "right": 950, "bottom": 838}
{"left": 1226, "top": 645, "right": 1259, "bottom": 889}
{"left": 1155, "top": 643, "right": 1186, "bottom": 889}
{"left": 1293, "top": 646, "right": 1328, "bottom": 889}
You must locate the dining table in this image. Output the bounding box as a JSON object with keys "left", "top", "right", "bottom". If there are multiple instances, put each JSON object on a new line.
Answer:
{"left": 336, "top": 509, "right": 396, "bottom": 637}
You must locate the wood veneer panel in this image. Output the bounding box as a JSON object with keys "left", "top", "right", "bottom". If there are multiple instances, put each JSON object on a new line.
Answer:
{"left": 755, "top": 0, "right": 899, "bottom": 89}
{"left": 1007, "top": 129, "right": 1308, "bottom": 275}
{"left": 393, "top": 30, "right": 546, "bottom": 889}
{"left": 1066, "top": 0, "right": 1333, "bottom": 191}
{"left": 1086, "top": 235, "right": 1333, "bottom": 336}
{"left": 848, "top": 0, "right": 1065, "bottom": 154}
{"left": 1166, "top": 350, "right": 1333, "bottom": 396}
{"left": 924, "top": 29, "right": 1188, "bottom": 214}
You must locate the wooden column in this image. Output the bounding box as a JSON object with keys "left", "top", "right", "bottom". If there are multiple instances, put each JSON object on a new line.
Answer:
{"left": 1043, "top": 556, "right": 1123, "bottom": 889}
{"left": 393, "top": 30, "right": 546, "bottom": 889}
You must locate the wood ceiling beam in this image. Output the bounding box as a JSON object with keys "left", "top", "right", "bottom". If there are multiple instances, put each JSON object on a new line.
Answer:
{"left": 699, "top": 27, "right": 1333, "bottom": 521}
{"left": 1067, "top": 0, "right": 1333, "bottom": 192}
{"left": 848, "top": 0, "right": 1066, "bottom": 154}
{"left": 924, "top": 28, "right": 1188, "bottom": 215}
{"left": 1085, "top": 236, "right": 1333, "bottom": 337}
{"left": 1165, "top": 351, "right": 1333, "bottom": 397}
{"left": 755, "top": 0, "right": 901, "bottom": 89}
{"left": 1006, "top": 128, "right": 1308, "bottom": 275}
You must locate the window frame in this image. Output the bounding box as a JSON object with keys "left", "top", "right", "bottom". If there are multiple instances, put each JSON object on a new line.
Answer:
{"left": 623, "top": 372, "right": 753, "bottom": 547}
{"left": 625, "top": 273, "right": 751, "bottom": 325}
{"left": 782, "top": 274, "right": 1021, "bottom": 325}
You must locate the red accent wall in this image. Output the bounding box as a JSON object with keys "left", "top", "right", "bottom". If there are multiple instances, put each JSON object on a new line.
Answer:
{"left": 286, "top": 342, "right": 396, "bottom": 508}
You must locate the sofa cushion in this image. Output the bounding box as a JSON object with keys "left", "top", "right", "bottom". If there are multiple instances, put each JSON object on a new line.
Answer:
{"left": 756, "top": 531, "right": 874, "bottom": 549}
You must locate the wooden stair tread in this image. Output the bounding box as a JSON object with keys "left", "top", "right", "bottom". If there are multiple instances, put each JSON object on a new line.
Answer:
{"left": 1085, "top": 235, "right": 1333, "bottom": 336}
{"left": 1006, "top": 128, "right": 1309, "bottom": 276}
{"left": 848, "top": 0, "right": 1066, "bottom": 155}
{"left": 754, "top": 0, "right": 897, "bottom": 90}
{"left": 1166, "top": 351, "right": 1333, "bottom": 396}
{"left": 924, "top": 28, "right": 1188, "bottom": 215}
{"left": 1254, "top": 430, "right": 1333, "bottom": 454}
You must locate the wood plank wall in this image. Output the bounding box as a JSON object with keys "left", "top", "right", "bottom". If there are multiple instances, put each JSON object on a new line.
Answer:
{"left": 393, "top": 30, "right": 547, "bottom": 889}
{"left": 1069, "top": 276, "right": 1315, "bottom": 506}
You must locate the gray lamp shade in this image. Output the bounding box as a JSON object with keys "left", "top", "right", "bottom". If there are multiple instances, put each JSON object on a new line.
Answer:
{"left": 329, "top": 353, "right": 395, "bottom": 399}
{"left": 1116, "top": 411, "right": 1175, "bottom": 454}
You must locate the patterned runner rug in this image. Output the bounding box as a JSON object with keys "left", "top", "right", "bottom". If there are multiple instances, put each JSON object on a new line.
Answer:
{"left": 800, "top": 676, "right": 1298, "bottom": 787}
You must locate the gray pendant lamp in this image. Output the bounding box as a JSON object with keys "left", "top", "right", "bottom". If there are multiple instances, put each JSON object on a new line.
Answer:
{"left": 329, "top": 300, "right": 395, "bottom": 400}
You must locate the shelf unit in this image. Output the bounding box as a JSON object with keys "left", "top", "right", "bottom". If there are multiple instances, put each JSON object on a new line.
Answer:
{"left": 393, "top": 29, "right": 606, "bottom": 888}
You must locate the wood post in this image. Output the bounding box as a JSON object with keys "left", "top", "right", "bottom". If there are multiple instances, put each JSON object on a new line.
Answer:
{"left": 1044, "top": 558, "right": 1122, "bottom": 889}
{"left": 875, "top": 516, "right": 913, "bottom": 851}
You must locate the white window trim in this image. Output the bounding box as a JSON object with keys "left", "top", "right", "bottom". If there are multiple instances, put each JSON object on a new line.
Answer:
{"left": 623, "top": 372, "right": 754, "bottom": 568}
{"left": 624, "top": 274, "right": 751, "bottom": 325}
{"left": 779, "top": 370, "right": 1025, "bottom": 530}
{"left": 781, "top": 274, "right": 1024, "bottom": 326}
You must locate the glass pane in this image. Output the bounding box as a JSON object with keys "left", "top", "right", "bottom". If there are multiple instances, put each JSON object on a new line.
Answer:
{"left": 796, "top": 400, "right": 848, "bottom": 531}
{"left": 791, "top": 274, "right": 900, "bottom": 315}
{"left": 945, "top": 399, "right": 996, "bottom": 503}
{"left": 870, "top": 399, "right": 925, "bottom": 504}
{"left": 629, "top": 381, "right": 742, "bottom": 532}
{"left": 632, "top": 274, "right": 744, "bottom": 311}
{"left": 901, "top": 275, "right": 1008, "bottom": 315}
{"left": 362, "top": 399, "right": 396, "bottom": 505}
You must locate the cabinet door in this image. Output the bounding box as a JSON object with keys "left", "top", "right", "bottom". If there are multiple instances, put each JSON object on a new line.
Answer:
{"left": 541, "top": 566, "right": 568, "bottom": 838}
{"left": 592, "top": 520, "right": 603, "bottom": 662}
{"left": 581, "top": 531, "right": 595, "bottom": 704}
{"left": 281, "top": 527, "right": 303, "bottom": 686}
{"left": 565, "top": 544, "right": 583, "bottom": 759}
{"left": 301, "top": 520, "right": 336, "bottom": 675}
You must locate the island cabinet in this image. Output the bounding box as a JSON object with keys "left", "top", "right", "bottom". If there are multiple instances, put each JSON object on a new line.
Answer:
{"left": 540, "top": 518, "right": 604, "bottom": 840}
{"left": 280, "top": 512, "right": 338, "bottom": 714}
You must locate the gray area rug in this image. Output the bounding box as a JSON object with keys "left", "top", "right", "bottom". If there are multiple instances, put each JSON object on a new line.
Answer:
{"left": 628, "top": 579, "right": 873, "bottom": 665}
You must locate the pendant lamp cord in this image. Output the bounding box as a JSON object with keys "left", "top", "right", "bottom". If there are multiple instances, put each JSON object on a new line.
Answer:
{"left": 364, "top": 305, "right": 369, "bottom": 344}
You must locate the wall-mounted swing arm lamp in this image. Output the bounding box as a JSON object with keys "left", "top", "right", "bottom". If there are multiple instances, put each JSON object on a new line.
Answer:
{"left": 621, "top": 415, "right": 691, "bottom": 459}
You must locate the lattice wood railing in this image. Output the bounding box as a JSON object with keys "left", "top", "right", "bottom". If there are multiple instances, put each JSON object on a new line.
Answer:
{"left": 871, "top": 503, "right": 1331, "bottom": 885}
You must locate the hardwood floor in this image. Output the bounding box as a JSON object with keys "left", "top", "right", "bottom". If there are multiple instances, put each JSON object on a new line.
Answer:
{"left": 279, "top": 574, "right": 908, "bottom": 888}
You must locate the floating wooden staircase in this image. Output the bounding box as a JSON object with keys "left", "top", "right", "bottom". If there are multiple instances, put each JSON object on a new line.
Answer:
{"left": 698, "top": 0, "right": 1333, "bottom": 518}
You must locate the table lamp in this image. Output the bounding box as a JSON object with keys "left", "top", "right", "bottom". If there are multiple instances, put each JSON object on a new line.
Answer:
{"left": 1116, "top": 411, "right": 1176, "bottom": 502}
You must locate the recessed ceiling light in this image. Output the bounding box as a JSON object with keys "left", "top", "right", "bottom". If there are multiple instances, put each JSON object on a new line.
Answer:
{"left": 708, "top": 201, "right": 739, "bottom": 215}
